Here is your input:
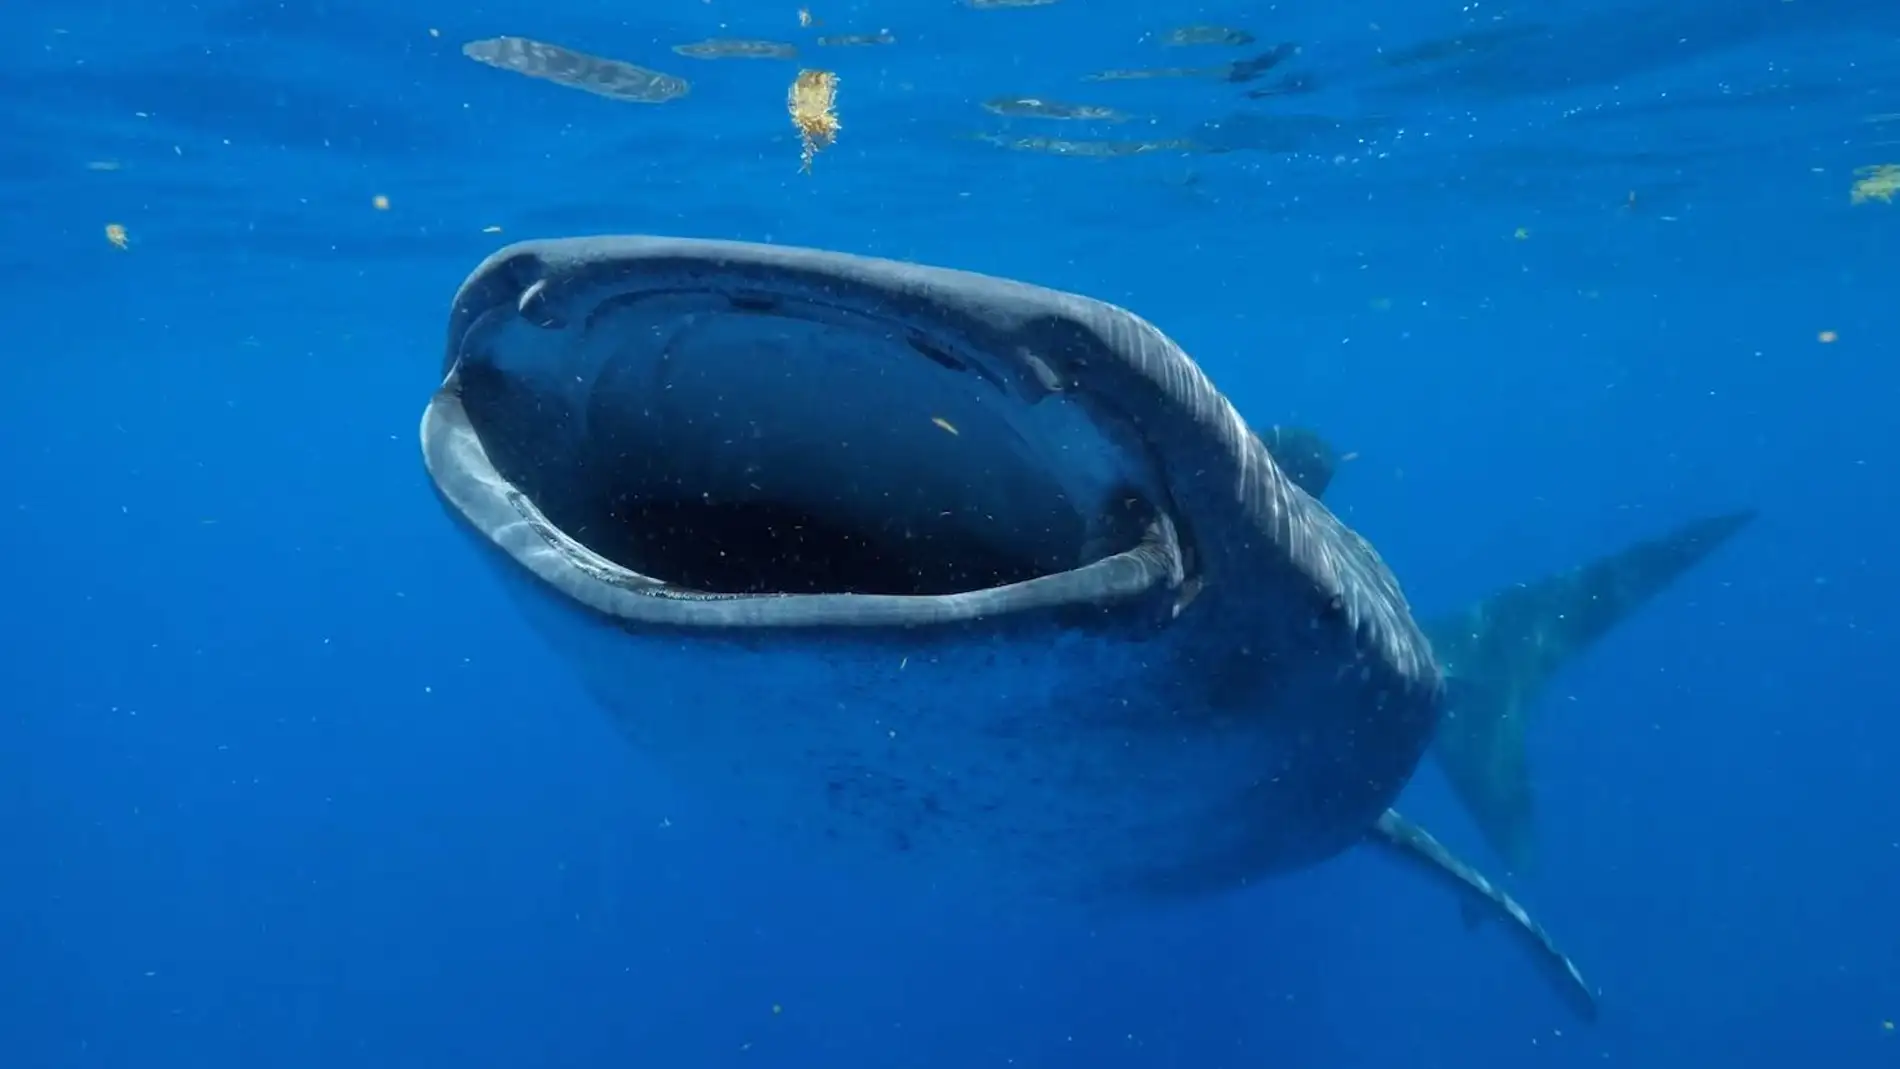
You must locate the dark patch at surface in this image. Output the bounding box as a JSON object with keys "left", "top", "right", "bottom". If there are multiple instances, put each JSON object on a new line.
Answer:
{"left": 1223, "top": 43, "right": 1300, "bottom": 83}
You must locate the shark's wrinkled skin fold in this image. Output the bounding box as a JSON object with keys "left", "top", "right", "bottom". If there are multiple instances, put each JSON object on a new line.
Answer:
{"left": 421, "top": 236, "right": 1750, "bottom": 1024}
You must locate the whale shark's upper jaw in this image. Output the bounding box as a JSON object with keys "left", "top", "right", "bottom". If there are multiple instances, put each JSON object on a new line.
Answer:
{"left": 421, "top": 237, "right": 1194, "bottom": 630}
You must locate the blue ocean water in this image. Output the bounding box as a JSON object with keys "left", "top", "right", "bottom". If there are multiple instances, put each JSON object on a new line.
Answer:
{"left": 4, "top": 0, "right": 1897, "bottom": 1065}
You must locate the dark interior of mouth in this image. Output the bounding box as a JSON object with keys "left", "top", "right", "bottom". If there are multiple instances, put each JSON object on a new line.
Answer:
{"left": 454, "top": 308, "right": 1150, "bottom": 597}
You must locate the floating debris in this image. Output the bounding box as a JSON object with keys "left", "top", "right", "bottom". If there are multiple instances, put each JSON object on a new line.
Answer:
{"left": 104, "top": 222, "right": 129, "bottom": 249}
{"left": 817, "top": 30, "right": 896, "bottom": 46}
{"left": 673, "top": 38, "right": 798, "bottom": 60}
{"left": 1850, "top": 163, "right": 1900, "bottom": 204}
{"left": 462, "top": 36, "right": 690, "bottom": 103}
{"left": 982, "top": 96, "right": 1128, "bottom": 121}
{"left": 372, "top": 194, "right": 390, "bottom": 210}
{"left": 798, "top": 7, "right": 819, "bottom": 28}
{"left": 974, "top": 132, "right": 1202, "bottom": 157}
{"left": 965, "top": 0, "right": 1059, "bottom": 7}
{"left": 788, "top": 68, "right": 841, "bottom": 172}
{"left": 85, "top": 160, "right": 122, "bottom": 172}
{"left": 1163, "top": 25, "right": 1255, "bottom": 47}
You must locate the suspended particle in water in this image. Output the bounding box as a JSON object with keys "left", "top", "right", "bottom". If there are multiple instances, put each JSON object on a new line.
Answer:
{"left": 372, "top": 194, "right": 390, "bottom": 210}
{"left": 104, "top": 222, "right": 129, "bottom": 249}
{"left": 788, "top": 68, "right": 840, "bottom": 173}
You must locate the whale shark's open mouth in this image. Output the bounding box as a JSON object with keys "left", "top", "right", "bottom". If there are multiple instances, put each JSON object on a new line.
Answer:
{"left": 421, "top": 238, "right": 1193, "bottom": 628}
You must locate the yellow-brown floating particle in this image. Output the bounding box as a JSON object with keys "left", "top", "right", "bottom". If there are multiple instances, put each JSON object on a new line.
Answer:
{"left": 788, "top": 69, "right": 840, "bottom": 172}
{"left": 1850, "top": 163, "right": 1900, "bottom": 204}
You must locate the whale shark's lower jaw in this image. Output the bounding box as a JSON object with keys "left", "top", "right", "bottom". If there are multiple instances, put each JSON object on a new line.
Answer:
{"left": 422, "top": 240, "right": 1195, "bottom": 631}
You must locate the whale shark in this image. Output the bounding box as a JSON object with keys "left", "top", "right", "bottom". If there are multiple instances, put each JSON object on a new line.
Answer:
{"left": 420, "top": 235, "right": 1750, "bottom": 1023}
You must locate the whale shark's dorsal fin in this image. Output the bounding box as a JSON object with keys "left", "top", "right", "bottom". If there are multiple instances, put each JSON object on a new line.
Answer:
{"left": 1423, "top": 510, "right": 1758, "bottom": 867}
{"left": 1255, "top": 425, "right": 1338, "bottom": 498}
{"left": 1370, "top": 809, "right": 1600, "bottom": 1022}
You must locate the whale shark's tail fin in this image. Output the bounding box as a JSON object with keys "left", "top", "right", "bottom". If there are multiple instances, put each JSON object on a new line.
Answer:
{"left": 1423, "top": 509, "right": 1757, "bottom": 868}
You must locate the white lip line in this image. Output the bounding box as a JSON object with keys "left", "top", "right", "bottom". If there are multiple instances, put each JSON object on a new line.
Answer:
{"left": 427, "top": 383, "right": 1188, "bottom": 629}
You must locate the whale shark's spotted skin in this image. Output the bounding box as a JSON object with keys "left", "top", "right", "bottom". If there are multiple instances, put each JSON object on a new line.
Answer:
{"left": 422, "top": 236, "right": 1751, "bottom": 1023}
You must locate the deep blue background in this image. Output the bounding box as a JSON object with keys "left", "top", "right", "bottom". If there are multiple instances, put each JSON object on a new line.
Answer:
{"left": 4, "top": 0, "right": 1897, "bottom": 1066}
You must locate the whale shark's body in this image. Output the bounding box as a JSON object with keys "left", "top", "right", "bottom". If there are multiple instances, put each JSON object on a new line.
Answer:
{"left": 420, "top": 236, "right": 1750, "bottom": 1023}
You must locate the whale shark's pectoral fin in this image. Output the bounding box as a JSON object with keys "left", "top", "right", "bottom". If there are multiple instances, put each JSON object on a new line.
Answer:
{"left": 1424, "top": 509, "right": 1757, "bottom": 868}
{"left": 1371, "top": 809, "right": 1600, "bottom": 1023}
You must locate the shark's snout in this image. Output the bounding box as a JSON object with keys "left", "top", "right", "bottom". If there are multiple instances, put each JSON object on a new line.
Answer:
{"left": 421, "top": 237, "right": 1192, "bottom": 629}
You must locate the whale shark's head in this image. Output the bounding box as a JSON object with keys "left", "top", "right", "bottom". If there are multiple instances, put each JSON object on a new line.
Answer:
{"left": 421, "top": 237, "right": 1209, "bottom": 630}
{"left": 423, "top": 237, "right": 1429, "bottom": 658}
